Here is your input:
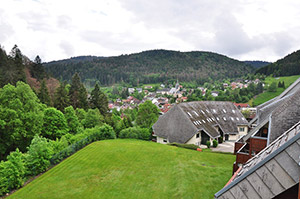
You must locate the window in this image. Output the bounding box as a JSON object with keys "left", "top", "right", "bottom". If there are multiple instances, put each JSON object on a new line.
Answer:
{"left": 193, "top": 111, "right": 199, "bottom": 116}
{"left": 241, "top": 117, "right": 246, "bottom": 121}
{"left": 230, "top": 117, "right": 234, "bottom": 121}
{"left": 196, "top": 133, "right": 200, "bottom": 138}
{"left": 232, "top": 110, "right": 236, "bottom": 113}
{"left": 236, "top": 117, "right": 240, "bottom": 121}
{"left": 201, "top": 110, "right": 205, "bottom": 114}
{"left": 212, "top": 117, "right": 215, "bottom": 121}
{"left": 202, "top": 119, "right": 206, "bottom": 123}
{"left": 198, "top": 120, "right": 202, "bottom": 124}
{"left": 212, "top": 109, "right": 217, "bottom": 113}
{"left": 223, "top": 117, "right": 227, "bottom": 121}
{"left": 239, "top": 127, "right": 245, "bottom": 132}
{"left": 223, "top": 109, "right": 227, "bottom": 113}
{"left": 206, "top": 109, "right": 210, "bottom": 113}
{"left": 187, "top": 112, "right": 192, "bottom": 117}
{"left": 163, "top": 139, "right": 167, "bottom": 143}
{"left": 216, "top": 117, "right": 220, "bottom": 121}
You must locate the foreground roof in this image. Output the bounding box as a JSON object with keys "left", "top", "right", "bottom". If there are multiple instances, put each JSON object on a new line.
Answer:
{"left": 215, "top": 121, "right": 300, "bottom": 199}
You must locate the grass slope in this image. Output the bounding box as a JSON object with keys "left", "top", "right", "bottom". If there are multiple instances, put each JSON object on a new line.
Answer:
{"left": 9, "top": 139, "right": 234, "bottom": 199}
{"left": 251, "top": 75, "right": 300, "bottom": 106}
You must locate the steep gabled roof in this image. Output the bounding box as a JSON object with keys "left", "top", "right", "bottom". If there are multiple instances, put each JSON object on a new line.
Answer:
{"left": 153, "top": 101, "right": 248, "bottom": 143}
{"left": 215, "top": 121, "right": 300, "bottom": 199}
{"left": 152, "top": 105, "right": 198, "bottom": 143}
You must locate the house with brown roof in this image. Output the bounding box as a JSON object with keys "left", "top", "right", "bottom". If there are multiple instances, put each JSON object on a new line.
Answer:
{"left": 152, "top": 101, "right": 248, "bottom": 146}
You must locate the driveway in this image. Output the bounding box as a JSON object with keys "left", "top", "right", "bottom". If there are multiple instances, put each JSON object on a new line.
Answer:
{"left": 211, "top": 141, "right": 235, "bottom": 153}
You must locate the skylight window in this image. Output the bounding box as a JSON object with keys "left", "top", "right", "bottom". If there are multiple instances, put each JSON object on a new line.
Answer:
{"left": 206, "top": 109, "right": 210, "bottom": 113}
{"left": 223, "top": 117, "right": 227, "bottom": 121}
{"left": 187, "top": 112, "right": 192, "bottom": 117}
{"left": 212, "top": 117, "right": 215, "bottom": 121}
{"left": 223, "top": 109, "right": 226, "bottom": 113}
{"left": 242, "top": 118, "right": 246, "bottom": 121}
{"left": 207, "top": 118, "right": 210, "bottom": 122}
{"left": 193, "top": 111, "right": 199, "bottom": 116}
{"left": 216, "top": 117, "right": 220, "bottom": 121}
{"left": 236, "top": 117, "right": 240, "bottom": 121}
{"left": 232, "top": 110, "right": 236, "bottom": 113}
{"left": 230, "top": 117, "right": 234, "bottom": 121}
{"left": 201, "top": 110, "right": 205, "bottom": 114}
{"left": 199, "top": 120, "right": 202, "bottom": 124}
{"left": 212, "top": 109, "right": 217, "bottom": 113}
{"left": 202, "top": 119, "right": 206, "bottom": 123}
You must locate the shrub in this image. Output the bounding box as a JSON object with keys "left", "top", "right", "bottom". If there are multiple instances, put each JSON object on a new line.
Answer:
{"left": 119, "top": 127, "right": 151, "bottom": 140}
{"left": 213, "top": 140, "right": 218, "bottom": 148}
{"left": 0, "top": 149, "right": 26, "bottom": 196}
{"left": 25, "top": 135, "right": 54, "bottom": 176}
{"left": 218, "top": 136, "right": 223, "bottom": 143}
{"left": 168, "top": 143, "right": 199, "bottom": 150}
{"left": 206, "top": 141, "right": 211, "bottom": 148}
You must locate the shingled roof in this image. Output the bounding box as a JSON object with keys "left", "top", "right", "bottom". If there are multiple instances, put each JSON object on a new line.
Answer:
{"left": 152, "top": 101, "right": 248, "bottom": 143}
{"left": 215, "top": 121, "right": 300, "bottom": 199}
{"left": 240, "top": 77, "right": 300, "bottom": 143}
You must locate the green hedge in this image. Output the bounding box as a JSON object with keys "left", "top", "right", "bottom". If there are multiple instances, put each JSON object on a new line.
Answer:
{"left": 119, "top": 127, "right": 151, "bottom": 140}
{"left": 50, "top": 124, "right": 115, "bottom": 165}
{"left": 168, "top": 143, "right": 199, "bottom": 150}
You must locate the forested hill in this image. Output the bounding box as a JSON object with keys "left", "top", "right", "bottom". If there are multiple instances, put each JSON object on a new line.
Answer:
{"left": 44, "top": 50, "right": 254, "bottom": 86}
{"left": 243, "top": 61, "right": 271, "bottom": 69}
{"left": 256, "top": 49, "right": 300, "bottom": 76}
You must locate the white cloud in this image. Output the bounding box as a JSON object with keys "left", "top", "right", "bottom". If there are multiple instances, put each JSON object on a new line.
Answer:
{"left": 0, "top": 0, "right": 300, "bottom": 62}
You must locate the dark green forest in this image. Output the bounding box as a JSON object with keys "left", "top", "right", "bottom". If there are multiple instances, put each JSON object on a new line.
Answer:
{"left": 256, "top": 50, "right": 300, "bottom": 76}
{"left": 45, "top": 50, "right": 255, "bottom": 86}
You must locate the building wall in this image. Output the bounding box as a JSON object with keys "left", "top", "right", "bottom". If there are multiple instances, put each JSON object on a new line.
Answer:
{"left": 186, "top": 133, "right": 201, "bottom": 146}
{"left": 237, "top": 125, "right": 249, "bottom": 137}
{"left": 249, "top": 137, "right": 267, "bottom": 156}
{"left": 156, "top": 136, "right": 168, "bottom": 144}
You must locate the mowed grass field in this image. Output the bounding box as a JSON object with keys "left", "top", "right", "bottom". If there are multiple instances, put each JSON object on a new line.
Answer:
{"left": 8, "top": 139, "right": 235, "bottom": 199}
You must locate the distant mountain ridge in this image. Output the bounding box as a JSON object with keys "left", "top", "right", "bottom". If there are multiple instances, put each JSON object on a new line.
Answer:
{"left": 44, "top": 49, "right": 255, "bottom": 86}
{"left": 256, "top": 50, "right": 300, "bottom": 76}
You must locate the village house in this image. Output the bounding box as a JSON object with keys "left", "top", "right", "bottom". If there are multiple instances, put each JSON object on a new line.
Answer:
{"left": 152, "top": 101, "right": 248, "bottom": 146}
{"left": 211, "top": 91, "right": 219, "bottom": 97}
{"left": 128, "top": 88, "right": 135, "bottom": 94}
{"left": 136, "top": 88, "right": 143, "bottom": 93}
{"left": 232, "top": 77, "right": 300, "bottom": 173}
{"left": 156, "top": 88, "right": 169, "bottom": 95}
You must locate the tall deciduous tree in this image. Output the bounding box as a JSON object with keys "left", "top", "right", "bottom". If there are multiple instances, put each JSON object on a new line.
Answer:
{"left": 0, "top": 82, "right": 44, "bottom": 159}
{"left": 41, "top": 107, "right": 68, "bottom": 140}
{"left": 136, "top": 100, "right": 160, "bottom": 129}
{"left": 38, "top": 79, "right": 51, "bottom": 106}
{"left": 64, "top": 106, "right": 81, "bottom": 134}
{"left": 89, "top": 83, "right": 109, "bottom": 116}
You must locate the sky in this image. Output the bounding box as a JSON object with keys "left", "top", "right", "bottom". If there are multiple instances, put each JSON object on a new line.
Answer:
{"left": 1, "top": 0, "right": 300, "bottom": 62}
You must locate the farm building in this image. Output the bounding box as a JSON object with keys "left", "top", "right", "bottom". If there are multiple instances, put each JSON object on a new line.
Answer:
{"left": 233, "top": 77, "right": 300, "bottom": 172}
{"left": 152, "top": 101, "right": 248, "bottom": 145}
{"left": 215, "top": 121, "right": 300, "bottom": 199}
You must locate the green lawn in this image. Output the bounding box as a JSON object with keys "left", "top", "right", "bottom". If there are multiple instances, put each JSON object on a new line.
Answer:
{"left": 251, "top": 75, "right": 300, "bottom": 106}
{"left": 8, "top": 139, "right": 235, "bottom": 199}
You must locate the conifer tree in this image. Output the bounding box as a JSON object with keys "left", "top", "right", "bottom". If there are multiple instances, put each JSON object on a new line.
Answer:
{"left": 89, "top": 83, "right": 109, "bottom": 116}
{"left": 69, "top": 73, "right": 88, "bottom": 109}
{"left": 38, "top": 79, "right": 51, "bottom": 106}
{"left": 31, "top": 55, "right": 46, "bottom": 81}
{"left": 54, "top": 82, "right": 69, "bottom": 112}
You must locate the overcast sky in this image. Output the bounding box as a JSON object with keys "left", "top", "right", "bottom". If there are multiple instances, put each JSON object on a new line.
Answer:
{"left": 1, "top": 0, "right": 300, "bottom": 62}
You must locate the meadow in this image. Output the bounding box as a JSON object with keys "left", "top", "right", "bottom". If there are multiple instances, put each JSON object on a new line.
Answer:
{"left": 8, "top": 139, "right": 235, "bottom": 199}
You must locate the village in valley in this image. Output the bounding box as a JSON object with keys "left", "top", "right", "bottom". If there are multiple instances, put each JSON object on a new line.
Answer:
{"left": 1, "top": 1, "right": 300, "bottom": 198}
{"left": 108, "top": 78, "right": 262, "bottom": 118}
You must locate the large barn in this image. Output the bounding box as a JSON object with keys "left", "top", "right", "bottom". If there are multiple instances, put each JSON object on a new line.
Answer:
{"left": 152, "top": 101, "right": 248, "bottom": 146}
